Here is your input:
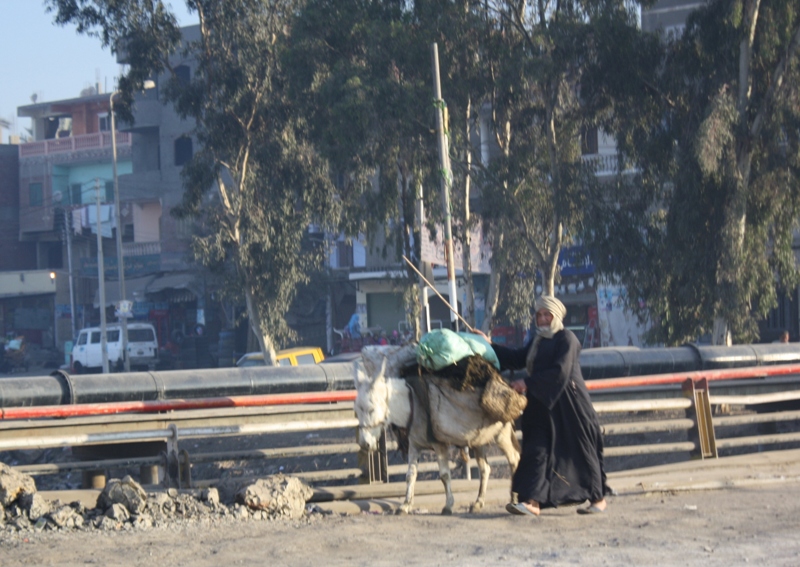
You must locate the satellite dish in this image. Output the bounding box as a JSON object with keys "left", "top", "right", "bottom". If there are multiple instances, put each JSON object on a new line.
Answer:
{"left": 30, "top": 93, "right": 38, "bottom": 103}
{"left": 53, "top": 190, "right": 63, "bottom": 203}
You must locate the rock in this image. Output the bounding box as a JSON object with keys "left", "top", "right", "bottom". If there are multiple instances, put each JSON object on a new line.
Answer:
{"left": 49, "top": 505, "right": 77, "bottom": 528}
{"left": 0, "top": 501, "right": 4, "bottom": 526}
{"left": 105, "top": 503, "right": 131, "bottom": 522}
{"left": 131, "top": 514, "right": 153, "bottom": 529}
{"left": 0, "top": 463, "right": 36, "bottom": 506}
{"left": 12, "top": 513, "right": 32, "bottom": 531}
{"left": 148, "top": 492, "right": 172, "bottom": 510}
{"left": 202, "top": 487, "right": 220, "bottom": 507}
{"left": 20, "top": 493, "right": 51, "bottom": 521}
{"left": 95, "top": 515, "right": 120, "bottom": 531}
{"left": 97, "top": 476, "right": 147, "bottom": 514}
{"left": 216, "top": 477, "right": 244, "bottom": 505}
{"left": 235, "top": 475, "right": 313, "bottom": 520}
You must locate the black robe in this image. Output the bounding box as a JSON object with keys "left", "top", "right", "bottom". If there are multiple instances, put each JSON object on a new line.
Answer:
{"left": 493, "top": 329, "right": 610, "bottom": 508}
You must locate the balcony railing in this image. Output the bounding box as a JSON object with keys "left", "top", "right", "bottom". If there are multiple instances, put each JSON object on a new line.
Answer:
{"left": 582, "top": 153, "right": 639, "bottom": 177}
{"left": 122, "top": 241, "right": 161, "bottom": 257}
{"left": 18, "top": 131, "right": 131, "bottom": 158}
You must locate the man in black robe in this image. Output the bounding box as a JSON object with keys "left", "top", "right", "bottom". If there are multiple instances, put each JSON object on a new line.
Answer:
{"left": 487, "top": 295, "right": 611, "bottom": 516}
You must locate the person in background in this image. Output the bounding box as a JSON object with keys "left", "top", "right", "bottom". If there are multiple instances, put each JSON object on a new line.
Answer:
{"left": 480, "top": 295, "right": 612, "bottom": 517}
{"left": 778, "top": 330, "right": 790, "bottom": 343}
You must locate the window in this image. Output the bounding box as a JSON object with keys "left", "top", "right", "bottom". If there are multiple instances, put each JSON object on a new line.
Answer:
{"left": 70, "top": 184, "right": 82, "bottom": 205}
{"left": 90, "top": 331, "right": 101, "bottom": 344}
{"left": 29, "top": 182, "right": 43, "bottom": 206}
{"left": 174, "top": 136, "right": 193, "bottom": 166}
{"left": 107, "top": 330, "right": 120, "bottom": 342}
{"left": 98, "top": 113, "right": 111, "bottom": 132}
{"left": 336, "top": 241, "right": 354, "bottom": 268}
{"left": 105, "top": 181, "right": 115, "bottom": 203}
{"left": 77, "top": 332, "right": 88, "bottom": 346}
{"left": 174, "top": 65, "right": 191, "bottom": 85}
{"left": 129, "top": 328, "right": 155, "bottom": 342}
{"left": 295, "top": 354, "right": 317, "bottom": 365}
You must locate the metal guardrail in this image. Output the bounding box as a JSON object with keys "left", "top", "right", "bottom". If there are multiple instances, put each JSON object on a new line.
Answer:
{"left": 3, "top": 365, "right": 800, "bottom": 495}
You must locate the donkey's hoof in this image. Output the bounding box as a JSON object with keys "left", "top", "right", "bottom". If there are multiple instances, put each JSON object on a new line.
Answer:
{"left": 469, "top": 501, "right": 484, "bottom": 513}
{"left": 441, "top": 507, "right": 453, "bottom": 516}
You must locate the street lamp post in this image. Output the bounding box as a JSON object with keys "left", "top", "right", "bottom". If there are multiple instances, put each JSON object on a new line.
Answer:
{"left": 109, "top": 81, "right": 155, "bottom": 372}
{"left": 109, "top": 90, "right": 130, "bottom": 372}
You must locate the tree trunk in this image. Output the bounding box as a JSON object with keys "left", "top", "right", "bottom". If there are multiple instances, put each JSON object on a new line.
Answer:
{"left": 461, "top": 98, "right": 476, "bottom": 328}
{"left": 481, "top": 230, "right": 502, "bottom": 333}
{"left": 244, "top": 283, "right": 277, "bottom": 366}
{"left": 713, "top": 0, "right": 759, "bottom": 345}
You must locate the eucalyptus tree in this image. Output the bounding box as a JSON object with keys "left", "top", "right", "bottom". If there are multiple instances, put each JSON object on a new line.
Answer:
{"left": 473, "top": 0, "right": 643, "bottom": 328}
{"left": 289, "top": 0, "right": 493, "bottom": 336}
{"left": 584, "top": 0, "right": 800, "bottom": 345}
{"left": 48, "top": 0, "right": 339, "bottom": 363}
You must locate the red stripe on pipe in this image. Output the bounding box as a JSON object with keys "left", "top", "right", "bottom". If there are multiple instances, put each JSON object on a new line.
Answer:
{"left": 0, "top": 390, "right": 357, "bottom": 421}
{"left": 586, "top": 363, "right": 800, "bottom": 391}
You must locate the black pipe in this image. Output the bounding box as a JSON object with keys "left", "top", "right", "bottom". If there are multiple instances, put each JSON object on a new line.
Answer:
{"left": 0, "top": 363, "right": 358, "bottom": 408}
{"left": 2, "top": 344, "right": 800, "bottom": 408}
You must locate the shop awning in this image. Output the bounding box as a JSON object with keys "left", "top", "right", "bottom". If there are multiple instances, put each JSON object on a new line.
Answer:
{"left": 146, "top": 273, "right": 202, "bottom": 297}
{"left": 93, "top": 275, "right": 156, "bottom": 308}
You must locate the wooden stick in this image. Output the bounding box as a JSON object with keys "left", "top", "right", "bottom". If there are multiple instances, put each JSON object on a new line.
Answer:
{"left": 402, "top": 255, "right": 477, "bottom": 334}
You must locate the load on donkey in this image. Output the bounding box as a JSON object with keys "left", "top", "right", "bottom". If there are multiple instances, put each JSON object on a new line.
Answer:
{"left": 353, "top": 331, "right": 527, "bottom": 515}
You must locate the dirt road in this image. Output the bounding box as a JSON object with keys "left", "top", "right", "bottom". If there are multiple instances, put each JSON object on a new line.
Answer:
{"left": 2, "top": 479, "right": 799, "bottom": 566}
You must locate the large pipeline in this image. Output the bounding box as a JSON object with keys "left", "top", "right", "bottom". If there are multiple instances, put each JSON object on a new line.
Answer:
{"left": 1, "top": 343, "right": 799, "bottom": 409}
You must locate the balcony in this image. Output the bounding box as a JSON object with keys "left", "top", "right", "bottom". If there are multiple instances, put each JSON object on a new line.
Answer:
{"left": 18, "top": 131, "right": 131, "bottom": 159}
{"left": 122, "top": 241, "right": 161, "bottom": 257}
{"left": 582, "top": 153, "right": 640, "bottom": 177}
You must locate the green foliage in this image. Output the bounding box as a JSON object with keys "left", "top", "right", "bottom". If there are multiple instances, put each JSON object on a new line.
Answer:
{"left": 583, "top": 0, "right": 800, "bottom": 345}
{"left": 48, "top": 0, "right": 340, "bottom": 354}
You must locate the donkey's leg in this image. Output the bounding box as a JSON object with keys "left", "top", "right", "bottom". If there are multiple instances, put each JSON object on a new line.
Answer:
{"left": 434, "top": 443, "right": 455, "bottom": 515}
{"left": 496, "top": 422, "right": 521, "bottom": 474}
{"left": 398, "top": 445, "right": 421, "bottom": 515}
{"left": 469, "top": 445, "right": 490, "bottom": 513}
{"left": 495, "top": 422, "right": 521, "bottom": 502}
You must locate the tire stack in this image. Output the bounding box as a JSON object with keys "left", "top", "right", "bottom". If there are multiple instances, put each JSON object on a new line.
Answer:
{"left": 217, "top": 331, "right": 235, "bottom": 367}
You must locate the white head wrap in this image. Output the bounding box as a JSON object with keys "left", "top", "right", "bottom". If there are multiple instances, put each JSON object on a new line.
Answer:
{"left": 526, "top": 295, "right": 566, "bottom": 375}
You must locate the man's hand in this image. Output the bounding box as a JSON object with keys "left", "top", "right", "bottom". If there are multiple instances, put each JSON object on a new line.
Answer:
{"left": 511, "top": 379, "right": 527, "bottom": 395}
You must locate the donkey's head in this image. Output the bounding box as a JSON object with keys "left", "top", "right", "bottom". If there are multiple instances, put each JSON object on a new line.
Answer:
{"left": 353, "top": 356, "right": 389, "bottom": 451}
{"left": 353, "top": 345, "right": 416, "bottom": 451}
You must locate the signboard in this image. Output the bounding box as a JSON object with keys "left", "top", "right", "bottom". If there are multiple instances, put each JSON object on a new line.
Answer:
{"left": 596, "top": 284, "right": 651, "bottom": 347}
{"left": 419, "top": 215, "right": 492, "bottom": 274}
{"left": 80, "top": 254, "right": 161, "bottom": 278}
{"left": 558, "top": 245, "right": 594, "bottom": 276}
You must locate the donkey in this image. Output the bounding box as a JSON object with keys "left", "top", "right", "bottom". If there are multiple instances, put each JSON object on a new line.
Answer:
{"left": 354, "top": 345, "right": 521, "bottom": 515}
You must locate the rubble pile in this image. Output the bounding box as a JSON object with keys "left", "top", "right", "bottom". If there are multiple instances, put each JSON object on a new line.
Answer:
{"left": 0, "top": 463, "right": 321, "bottom": 537}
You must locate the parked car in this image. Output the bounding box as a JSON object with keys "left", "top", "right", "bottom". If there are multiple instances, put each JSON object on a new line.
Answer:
{"left": 71, "top": 323, "right": 159, "bottom": 374}
{"left": 235, "top": 346, "right": 325, "bottom": 368}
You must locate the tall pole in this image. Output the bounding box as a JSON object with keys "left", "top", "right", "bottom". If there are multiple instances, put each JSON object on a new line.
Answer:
{"left": 64, "top": 206, "right": 77, "bottom": 341}
{"left": 95, "top": 178, "right": 110, "bottom": 374}
{"left": 431, "top": 43, "right": 459, "bottom": 331}
{"left": 110, "top": 92, "right": 130, "bottom": 372}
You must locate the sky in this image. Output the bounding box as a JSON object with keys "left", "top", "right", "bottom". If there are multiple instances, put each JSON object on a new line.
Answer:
{"left": 0, "top": 2, "right": 197, "bottom": 144}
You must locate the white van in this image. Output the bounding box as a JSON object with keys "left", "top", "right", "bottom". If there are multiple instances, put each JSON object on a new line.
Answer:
{"left": 71, "top": 322, "right": 159, "bottom": 373}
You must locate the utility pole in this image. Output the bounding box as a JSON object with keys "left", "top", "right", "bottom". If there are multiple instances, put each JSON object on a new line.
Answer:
{"left": 431, "top": 43, "right": 459, "bottom": 331}
{"left": 63, "top": 206, "right": 77, "bottom": 342}
{"left": 109, "top": 92, "right": 130, "bottom": 372}
{"left": 95, "top": 178, "right": 109, "bottom": 374}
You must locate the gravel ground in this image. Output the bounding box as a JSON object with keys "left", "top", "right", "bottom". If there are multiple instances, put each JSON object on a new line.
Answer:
{"left": 2, "top": 482, "right": 800, "bottom": 567}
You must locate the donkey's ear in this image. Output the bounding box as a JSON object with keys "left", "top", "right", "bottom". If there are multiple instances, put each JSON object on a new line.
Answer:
{"left": 353, "top": 361, "right": 368, "bottom": 389}
{"left": 377, "top": 356, "right": 388, "bottom": 381}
